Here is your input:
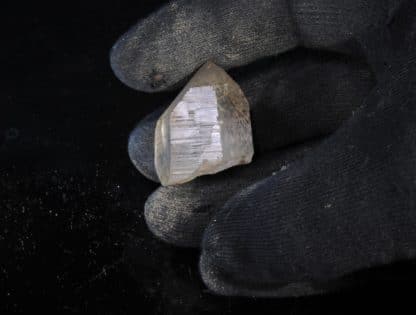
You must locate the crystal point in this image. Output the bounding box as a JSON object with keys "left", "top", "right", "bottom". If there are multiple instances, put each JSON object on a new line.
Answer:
{"left": 155, "top": 62, "right": 254, "bottom": 186}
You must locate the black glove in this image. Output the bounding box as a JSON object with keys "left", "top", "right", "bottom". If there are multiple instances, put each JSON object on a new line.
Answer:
{"left": 110, "top": 0, "right": 416, "bottom": 296}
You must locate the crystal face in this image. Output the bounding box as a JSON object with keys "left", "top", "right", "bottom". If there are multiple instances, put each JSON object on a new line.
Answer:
{"left": 155, "top": 62, "right": 254, "bottom": 186}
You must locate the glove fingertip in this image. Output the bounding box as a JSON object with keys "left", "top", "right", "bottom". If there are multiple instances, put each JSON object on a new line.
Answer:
{"left": 144, "top": 186, "right": 208, "bottom": 248}
{"left": 128, "top": 110, "right": 162, "bottom": 182}
{"left": 199, "top": 251, "right": 230, "bottom": 296}
{"left": 110, "top": 26, "right": 173, "bottom": 93}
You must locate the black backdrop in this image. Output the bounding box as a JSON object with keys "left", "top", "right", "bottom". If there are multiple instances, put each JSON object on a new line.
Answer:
{"left": 2, "top": 1, "right": 416, "bottom": 314}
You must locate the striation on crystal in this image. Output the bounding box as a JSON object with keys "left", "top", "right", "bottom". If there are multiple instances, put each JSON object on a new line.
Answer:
{"left": 155, "top": 61, "right": 254, "bottom": 186}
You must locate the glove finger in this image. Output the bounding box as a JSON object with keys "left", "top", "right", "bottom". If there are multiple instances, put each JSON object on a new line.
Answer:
{"left": 128, "top": 107, "right": 164, "bottom": 182}
{"left": 144, "top": 141, "right": 318, "bottom": 247}
{"left": 110, "top": 0, "right": 396, "bottom": 92}
{"left": 110, "top": 0, "right": 298, "bottom": 92}
{"left": 128, "top": 51, "right": 374, "bottom": 182}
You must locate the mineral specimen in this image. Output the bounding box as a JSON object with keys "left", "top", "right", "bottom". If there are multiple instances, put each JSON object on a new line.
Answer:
{"left": 155, "top": 62, "right": 254, "bottom": 186}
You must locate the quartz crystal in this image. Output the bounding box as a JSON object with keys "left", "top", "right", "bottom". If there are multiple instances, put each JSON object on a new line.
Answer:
{"left": 155, "top": 62, "right": 254, "bottom": 186}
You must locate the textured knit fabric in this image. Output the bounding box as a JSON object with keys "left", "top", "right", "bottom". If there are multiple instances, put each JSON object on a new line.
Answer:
{"left": 112, "top": 0, "right": 416, "bottom": 296}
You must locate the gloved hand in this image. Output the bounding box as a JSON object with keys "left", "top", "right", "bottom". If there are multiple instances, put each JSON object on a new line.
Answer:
{"left": 110, "top": 0, "right": 416, "bottom": 296}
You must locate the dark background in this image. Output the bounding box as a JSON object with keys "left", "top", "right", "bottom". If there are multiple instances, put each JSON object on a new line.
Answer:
{"left": 1, "top": 1, "right": 416, "bottom": 314}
